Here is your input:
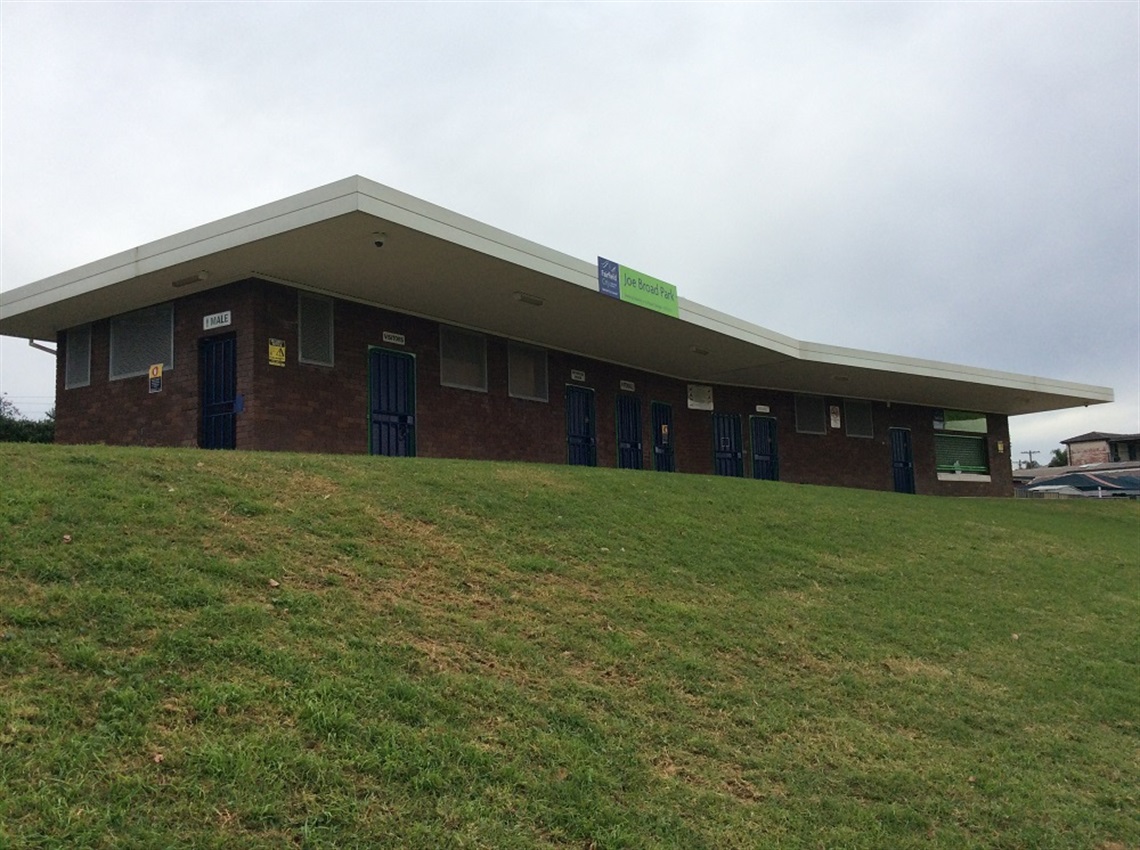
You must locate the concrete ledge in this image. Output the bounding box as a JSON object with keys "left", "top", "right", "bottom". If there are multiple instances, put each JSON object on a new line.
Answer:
{"left": 937, "top": 472, "right": 993, "bottom": 483}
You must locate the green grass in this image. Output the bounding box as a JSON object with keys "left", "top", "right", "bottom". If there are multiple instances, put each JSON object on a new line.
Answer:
{"left": 1, "top": 443, "right": 1136, "bottom": 849}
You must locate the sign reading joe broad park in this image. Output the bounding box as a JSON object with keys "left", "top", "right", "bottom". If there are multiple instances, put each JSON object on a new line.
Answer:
{"left": 597, "top": 257, "right": 679, "bottom": 318}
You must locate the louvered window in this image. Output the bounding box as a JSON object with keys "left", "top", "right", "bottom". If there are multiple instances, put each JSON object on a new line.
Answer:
{"left": 794, "top": 394, "right": 827, "bottom": 435}
{"left": 109, "top": 305, "right": 173, "bottom": 380}
{"left": 298, "top": 293, "right": 334, "bottom": 366}
{"left": 65, "top": 324, "right": 91, "bottom": 389}
{"left": 508, "top": 343, "right": 547, "bottom": 402}
{"left": 844, "top": 399, "right": 873, "bottom": 438}
{"left": 440, "top": 326, "right": 487, "bottom": 392}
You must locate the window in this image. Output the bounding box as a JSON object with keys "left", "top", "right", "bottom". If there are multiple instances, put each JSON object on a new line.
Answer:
{"left": 65, "top": 324, "right": 91, "bottom": 389}
{"left": 844, "top": 399, "right": 873, "bottom": 438}
{"left": 936, "top": 410, "right": 987, "bottom": 433}
{"left": 109, "top": 304, "right": 173, "bottom": 380}
{"left": 440, "top": 326, "right": 487, "bottom": 392}
{"left": 298, "top": 293, "right": 334, "bottom": 366}
{"left": 794, "top": 394, "right": 827, "bottom": 434}
{"left": 935, "top": 434, "right": 988, "bottom": 473}
{"left": 934, "top": 409, "right": 989, "bottom": 474}
{"left": 508, "top": 343, "right": 548, "bottom": 402}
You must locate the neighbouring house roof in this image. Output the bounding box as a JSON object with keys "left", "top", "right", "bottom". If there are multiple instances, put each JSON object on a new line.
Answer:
{"left": 1061, "top": 432, "right": 1140, "bottom": 444}
{"left": 1013, "top": 460, "right": 1140, "bottom": 481}
{"left": 0, "top": 175, "right": 1114, "bottom": 416}
{"left": 1025, "top": 470, "right": 1140, "bottom": 494}
{"left": 1015, "top": 457, "right": 1140, "bottom": 490}
{"left": 1027, "top": 485, "right": 1087, "bottom": 497}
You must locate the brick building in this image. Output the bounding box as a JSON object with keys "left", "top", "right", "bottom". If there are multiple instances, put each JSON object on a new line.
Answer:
{"left": 0, "top": 177, "right": 1113, "bottom": 496}
{"left": 1062, "top": 432, "right": 1140, "bottom": 466}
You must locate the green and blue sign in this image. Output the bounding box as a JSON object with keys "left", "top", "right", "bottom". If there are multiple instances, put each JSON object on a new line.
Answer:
{"left": 598, "top": 257, "right": 679, "bottom": 318}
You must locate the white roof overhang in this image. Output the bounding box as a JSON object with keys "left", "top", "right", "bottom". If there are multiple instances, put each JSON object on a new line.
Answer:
{"left": 0, "top": 175, "right": 1113, "bottom": 416}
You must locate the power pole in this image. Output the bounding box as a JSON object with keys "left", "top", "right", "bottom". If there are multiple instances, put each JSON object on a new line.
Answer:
{"left": 1021, "top": 449, "right": 1040, "bottom": 468}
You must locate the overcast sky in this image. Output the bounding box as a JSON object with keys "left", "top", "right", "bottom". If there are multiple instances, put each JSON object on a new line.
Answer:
{"left": 2, "top": 1, "right": 1137, "bottom": 463}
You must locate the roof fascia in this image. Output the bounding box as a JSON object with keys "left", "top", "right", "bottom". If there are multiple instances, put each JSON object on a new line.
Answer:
{"left": 677, "top": 299, "right": 801, "bottom": 360}
{"left": 0, "top": 177, "right": 366, "bottom": 321}
{"left": 798, "top": 340, "right": 1114, "bottom": 406}
{"left": 0, "top": 175, "right": 1116, "bottom": 414}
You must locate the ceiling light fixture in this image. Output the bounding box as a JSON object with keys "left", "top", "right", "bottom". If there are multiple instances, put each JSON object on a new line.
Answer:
{"left": 172, "top": 271, "right": 210, "bottom": 288}
{"left": 513, "top": 291, "right": 544, "bottom": 307}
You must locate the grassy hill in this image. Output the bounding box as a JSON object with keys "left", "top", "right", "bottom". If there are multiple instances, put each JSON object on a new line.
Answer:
{"left": 1, "top": 444, "right": 1136, "bottom": 849}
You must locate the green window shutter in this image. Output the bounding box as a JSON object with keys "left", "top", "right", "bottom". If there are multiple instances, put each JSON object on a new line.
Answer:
{"left": 935, "top": 434, "right": 988, "bottom": 473}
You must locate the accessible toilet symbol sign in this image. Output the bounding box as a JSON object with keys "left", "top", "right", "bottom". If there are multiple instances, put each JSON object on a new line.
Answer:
{"left": 148, "top": 364, "right": 163, "bottom": 394}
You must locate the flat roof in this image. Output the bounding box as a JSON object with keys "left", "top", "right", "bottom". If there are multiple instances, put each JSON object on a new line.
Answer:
{"left": 0, "top": 175, "right": 1113, "bottom": 416}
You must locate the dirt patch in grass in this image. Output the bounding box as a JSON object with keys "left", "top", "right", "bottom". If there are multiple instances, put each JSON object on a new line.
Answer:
{"left": 492, "top": 465, "right": 580, "bottom": 492}
{"left": 366, "top": 508, "right": 465, "bottom": 559}
{"left": 880, "top": 656, "right": 954, "bottom": 679}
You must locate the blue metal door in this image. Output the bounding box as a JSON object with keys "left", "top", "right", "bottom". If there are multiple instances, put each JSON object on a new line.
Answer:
{"left": 889, "top": 427, "right": 916, "bottom": 494}
{"left": 616, "top": 394, "right": 642, "bottom": 469}
{"left": 370, "top": 348, "right": 416, "bottom": 457}
{"left": 199, "top": 334, "right": 236, "bottom": 450}
{"left": 750, "top": 416, "right": 779, "bottom": 480}
{"left": 712, "top": 413, "right": 744, "bottom": 477}
{"left": 566, "top": 386, "right": 596, "bottom": 466}
{"left": 651, "top": 402, "right": 675, "bottom": 472}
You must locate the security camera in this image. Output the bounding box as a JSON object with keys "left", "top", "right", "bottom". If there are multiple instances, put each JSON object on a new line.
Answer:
{"left": 372, "top": 232, "right": 387, "bottom": 248}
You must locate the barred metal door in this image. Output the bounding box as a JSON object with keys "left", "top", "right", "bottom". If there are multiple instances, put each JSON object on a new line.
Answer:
{"left": 616, "top": 394, "right": 642, "bottom": 470}
{"left": 566, "top": 386, "right": 597, "bottom": 466}
{"left": 370, "top": 349, "right": 416, "bottom": 457}
{"left": 750, "top": 416, "right": 779, "bottom": 481}
{"left": 712, "top": 413, "right": 744, "bottom": 477}
{"left": 890, "top": 428, "right": 916, "bottom": 494}
{"left": 652, "top": 402, "right": 675, "bottom": 472}
{"left": 199, "top": 334, "right": 236, "bottom": 450}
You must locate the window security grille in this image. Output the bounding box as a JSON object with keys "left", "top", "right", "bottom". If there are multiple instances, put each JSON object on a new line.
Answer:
{"left": 508, "top": 343, "right": 548, "bottom": 401}
{"left": 794, "top": 394, "right": 827, "bottom": 435}
{"left": 109, "top": 305, "right": 173, "bottom": 380}
{"left": 440, "top": 326, "right": 487, "bottom": 392}
{"left": 844, "top": 399, "right": 874, "bottom": 438}
{"left": 65, "top": 324, "right": 92, "bottom": 389}
{"left": 298, "top": 294, "right": 334, "bottom": 366}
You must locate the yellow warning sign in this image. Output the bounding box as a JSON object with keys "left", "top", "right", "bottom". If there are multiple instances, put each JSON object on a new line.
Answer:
{"left": 268, "top": 338, "right": 286, "bottom": 367}
{"left": 148, "top": 363, "right": 163, "bottom": 394}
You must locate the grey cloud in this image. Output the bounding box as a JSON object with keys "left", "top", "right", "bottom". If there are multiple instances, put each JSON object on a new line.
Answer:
{"left": 1, "top": 2, "right": 1135, "bottom": 449}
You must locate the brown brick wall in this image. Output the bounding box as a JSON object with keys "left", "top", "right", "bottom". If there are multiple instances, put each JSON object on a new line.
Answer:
{"left": 913, "top": 411, "right": 1013, "bottom": 497}
{"left": 54, "top": 278, "right": 1014, "bottom": 496}
{"left": 55, "top": 285, "right": 258, "bottom": 448}
{"left": 1067, "top": 440, "right": 1110, "bottom": 466}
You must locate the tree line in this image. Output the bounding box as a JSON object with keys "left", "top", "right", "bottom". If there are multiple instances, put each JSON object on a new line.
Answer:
{"left": 0, "top": 395, "right": 55, "bottom": 443}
